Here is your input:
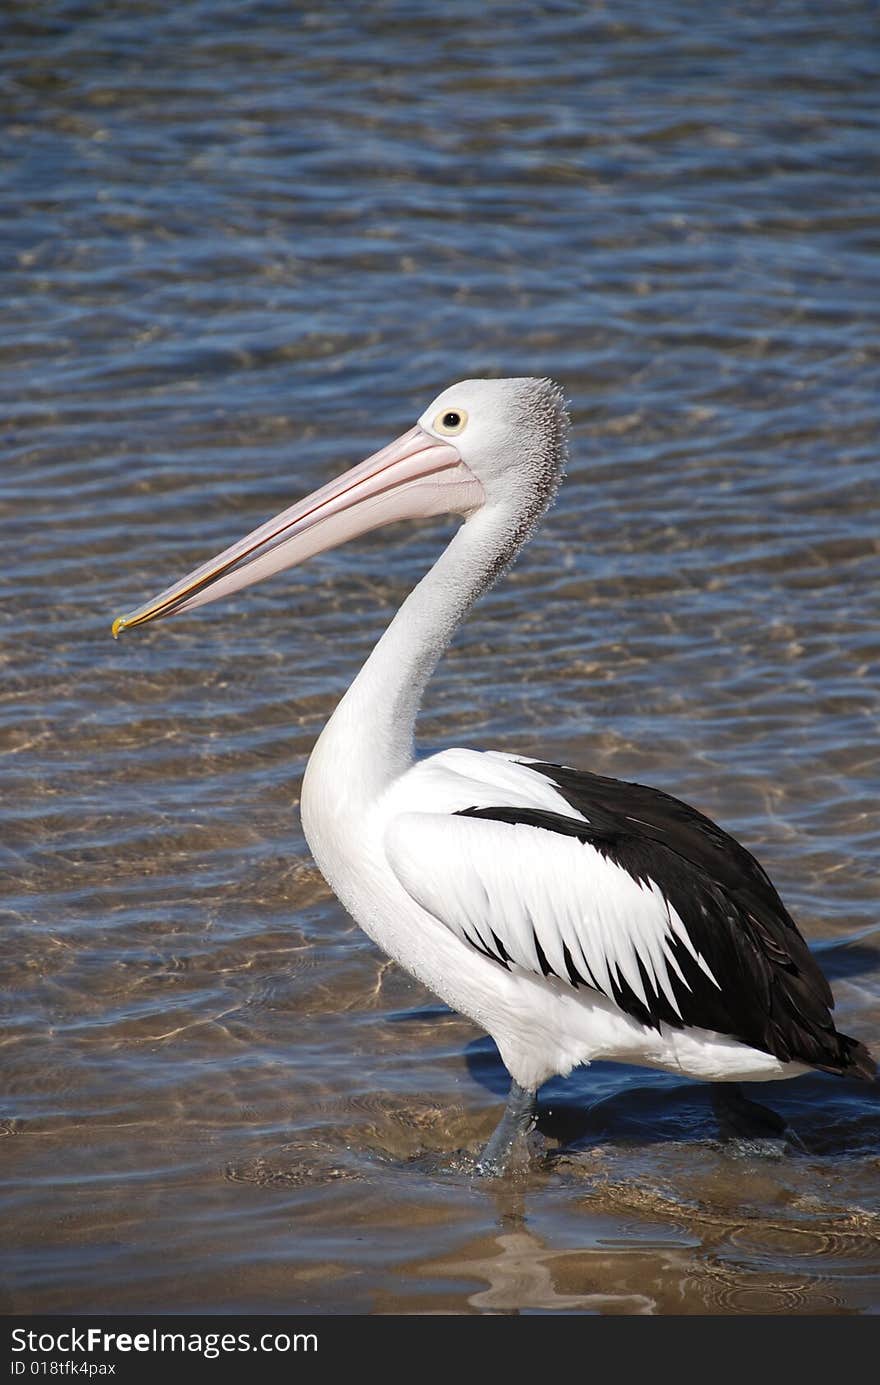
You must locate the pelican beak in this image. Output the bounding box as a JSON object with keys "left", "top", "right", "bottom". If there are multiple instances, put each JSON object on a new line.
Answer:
{"left": 112, "top": 425, "right": 483, "bottom": 637}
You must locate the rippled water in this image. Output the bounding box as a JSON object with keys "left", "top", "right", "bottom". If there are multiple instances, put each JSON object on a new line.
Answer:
{"left": 2, "top": 1, "right": 879, "bottom": 1314}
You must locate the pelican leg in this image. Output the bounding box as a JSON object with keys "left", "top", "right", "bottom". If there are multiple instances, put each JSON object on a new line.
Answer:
{"left": 710, "top": 1082, "right": 802, "bottom": 1155}
{"left": 476, "top": 1080, "right": 538, "bottom": 1177}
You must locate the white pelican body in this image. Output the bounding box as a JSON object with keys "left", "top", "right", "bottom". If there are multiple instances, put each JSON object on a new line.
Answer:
{"left": 306, "top": 742, "right": 800, "bottom": 1091}
{"left": 116, "top": 377, "right": 873, "bottom": 1169}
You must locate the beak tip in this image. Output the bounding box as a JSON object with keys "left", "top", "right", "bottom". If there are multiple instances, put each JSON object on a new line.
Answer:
{"left": 111, "top": 615, "right": 127, "bottom": 640}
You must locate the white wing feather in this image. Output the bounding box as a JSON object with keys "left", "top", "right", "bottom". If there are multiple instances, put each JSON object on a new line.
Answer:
{"left": 384, "top": 811, "right": 719, "bottom": 1017}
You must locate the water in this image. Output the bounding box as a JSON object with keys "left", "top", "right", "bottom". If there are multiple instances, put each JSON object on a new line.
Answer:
{"left": 2, "top": 0, "right": 879, "bottom": 1314}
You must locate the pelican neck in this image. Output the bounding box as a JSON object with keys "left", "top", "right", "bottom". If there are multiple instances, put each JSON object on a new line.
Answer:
{"left": 306, "top": 505, "right": 518, "bottom": 807}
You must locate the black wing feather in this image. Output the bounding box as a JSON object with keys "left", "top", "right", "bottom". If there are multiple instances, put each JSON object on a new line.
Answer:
{"left": 456, "top": 762, "right": 874, "bottom": 1081}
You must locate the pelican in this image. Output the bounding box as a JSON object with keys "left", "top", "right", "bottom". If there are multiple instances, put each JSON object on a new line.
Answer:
{"left": 113, "top": 377, "right": 874, "bottom": 1172}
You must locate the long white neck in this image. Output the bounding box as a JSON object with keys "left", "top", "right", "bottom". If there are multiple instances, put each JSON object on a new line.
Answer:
{"left": 302, "top": 505, "right": 517, "bottom": 818}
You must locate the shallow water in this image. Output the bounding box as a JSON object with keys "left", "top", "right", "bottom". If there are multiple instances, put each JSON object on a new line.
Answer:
{"left": 2, "top": 0, "right": 879, "bottom": 1315}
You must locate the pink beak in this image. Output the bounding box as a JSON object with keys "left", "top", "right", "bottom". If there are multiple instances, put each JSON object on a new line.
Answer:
{"left": 112, "top": 425, "right": 484, "bottom": 637}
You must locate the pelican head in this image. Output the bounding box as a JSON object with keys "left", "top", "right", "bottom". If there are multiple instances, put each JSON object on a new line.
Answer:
{"left": 112, "top": 376, "right": 567, "bottom": 637}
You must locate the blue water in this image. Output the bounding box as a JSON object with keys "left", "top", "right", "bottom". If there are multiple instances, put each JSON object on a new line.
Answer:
{"left": 1, "top": 1, "right": 879, "bottom": 1314}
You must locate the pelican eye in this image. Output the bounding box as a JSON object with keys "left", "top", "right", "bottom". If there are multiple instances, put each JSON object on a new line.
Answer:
{"left": 433, "top": 407, "right": 468, "bottom": 436}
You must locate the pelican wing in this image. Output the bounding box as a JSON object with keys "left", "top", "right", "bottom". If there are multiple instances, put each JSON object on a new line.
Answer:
{"left": 384, "top": 801, "right": 855, "bottom": 1072}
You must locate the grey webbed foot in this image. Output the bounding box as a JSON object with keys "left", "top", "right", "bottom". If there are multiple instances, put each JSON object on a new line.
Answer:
{"left": 711, "top": 1082, "right": 805, "bottom": 1156}
{"left": 476, "top": 1079, "right": 538, "bottom": 1176}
